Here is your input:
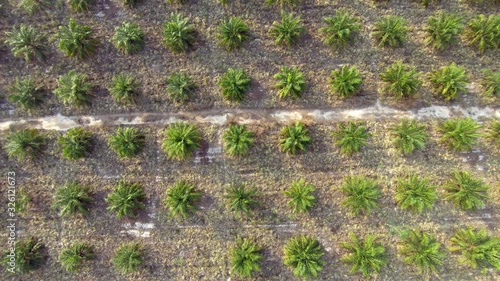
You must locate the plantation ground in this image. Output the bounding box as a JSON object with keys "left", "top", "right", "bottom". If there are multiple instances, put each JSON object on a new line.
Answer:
{"left": 0, "top": 0, "right": 499, "bottom": 118}
{"left": 0, "top": 119, "right": 499, "bottom": 280}
{"left": 1, "top": 0, "right": 500, "bottom": 280}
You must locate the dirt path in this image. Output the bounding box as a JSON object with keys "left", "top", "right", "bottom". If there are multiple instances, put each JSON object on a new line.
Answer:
{"left": 1, "top": 100, "right": 499, "bottom": 131}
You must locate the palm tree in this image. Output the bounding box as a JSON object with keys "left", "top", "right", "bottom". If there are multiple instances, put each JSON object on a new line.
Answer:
{"left": 230, "top": 238, "right": 263, "bottom": 278}
{"left": 283, "top": 235, "right": 324, "bottom": 279}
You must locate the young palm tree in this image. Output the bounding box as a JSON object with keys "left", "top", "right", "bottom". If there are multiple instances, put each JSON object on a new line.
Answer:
{"left": 380, "top": 61, "right": 422, "bottom": 98}
{"left": 395, "top": 174, "right": 437, "bottom": 213}
{"left": 112, "top": 243, "right": 142, "bottom": 274}
{"left": 217, "top": 17, "right": 250, "bottom": 51}
{"left": 329, "top": 65, "right": 362, "bottom": 98}
{"left": 481, "top": 68, "right": 500, "bottom": 97}
{"left": 464, "top": 14, "right": 500, "bottom": 53}
{"left": 274, "top": 66, "right": 305, "bottom": 99}
{"left": 283, "top": 179, "right": 316, "bottom": 213}
{"left": 53, "top": 70, "right": 93, "bottom": 107}
{"left": 166, "top": 72, "right": 196, "bottom": 104}
{"left": 372, "top": 15, "right": 408, "bottom": 47}
{"left": 444, "top": 171, "right": 490, "bottom": 210}
{"left": 429, "top": 63, "right": 468, "bottom": 101}
{"left": 419, "top": 0, "right": 438, "bottom": 7}
{"left": 58, "top": 127, "right": 93, "bottom": 160}
{"left": 162, "top": 13, "right": 196, "bottom": 53}
{"left": 17, "top": 0, "right": 49, "bottom": 14}
{"left": 270, "top": 11, "right": 304, "bottom": 47}
{"left": 4, "top": 24, "right": 47, "bottom": 62}
{"left": 4, "top": 129, "right": 46, "bottom": 161}
{"left": 8, "top": 77, "right": 43, "bottom": 110}
{"left": 341, "top": 233, "right": 387, "bottom": 277}
{"left": 106, "top": 180, "right": 145, "bottom": 219}
{"left": 15, "top": 189, "right": 30, "bottom": 214}
{"left": 391, "top": 119, "right": 428, "bottom": 154}
{"left": 58, "top": 242, "right": 95, "bottom": 272}
{"left": 111, "top": 22, "right": 144, "bottom": 55}
{"left": 68, "top": 0, "right": 92, "bottom": 12}
{"left": 52, "top": 182, "right": 92, "bottom": 217}
{"left": 486, "top": 119, "right": 500, "bottom": 147}
{"left": 223, "top": 124, "right": 255, "bottom": 157}
{"left": 219, "top": 68, "right": 252, "bottom": 102}
{"left": 109, "top": 73, "right": 139, "bottom": 105}
{"left": 341, "top": 176, "right": 381, "bottom": 216}
{"left": 425, "top": 12, "right": 463, "bottom": 50}
{"left": 226, "top": 184, "right": 258, "bottom": 218}
{"left": 56, "top": 18, "right": 97, "bottom": 59}
{"left": 108, "top": 127, "right": 145, "bottom": 158}
{"left": 449, "top": 227, "right": 500, "bottom": 270}
{"left": 320, "top": 10, "right": 361, "bottom": 48}
{"left": 266, "top": 0, "right": 301, "bottom": 7}
{"left": 279, "top": 122, "right": 311, "bottom": 155}
{"left": 440, "top": 118, "right": 481, "bottom": 151}
{"left": 2, "top": 237, "right": 47, "bottom": 273}
{"left": 332, "top": 121, "right": 369, "bottom": 155}
{"left": 283, "top": 236, "right": 324, "bottom": 279}
{"left": 122, "top": 0, "right": 138, "bottom": 8}
{"left": 162, "top": 122, "right": 202, "bottom": 160}
{"left": 230, "top": 238, "right": 263, "bottom": 278}
{"left": 398, "top": 229, "right": 445, "bottom": 273}
{"left": 164, "top": 180, "right": 201, "bottom": 218}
